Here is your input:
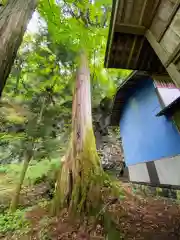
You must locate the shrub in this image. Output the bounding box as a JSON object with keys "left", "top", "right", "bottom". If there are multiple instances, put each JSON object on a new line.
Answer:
{"left": 25, "top": 158, "right": 60, "bottom": 185}
{"left": 0, "top": 166, "right": 8, "bottom": 174}
{"left": 4, "top": 158, "right": 61, "bottom": 185}
{"left": 0, "top": 209, "right": 29, "bottom": 234}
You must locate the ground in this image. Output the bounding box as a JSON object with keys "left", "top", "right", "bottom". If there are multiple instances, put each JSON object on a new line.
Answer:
{"left": 115, "top": 183, "right": 180, "bottom": 239}
{"left": 1, "top": 170, "right": 180, "bottom": 239}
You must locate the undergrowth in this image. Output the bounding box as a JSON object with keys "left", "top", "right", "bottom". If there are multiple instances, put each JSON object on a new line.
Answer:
{"left": 0, "top": 209, "right": 29, "bottom": 235}
{"left": 0, "top": 158, "right": 60, "bottom": 185}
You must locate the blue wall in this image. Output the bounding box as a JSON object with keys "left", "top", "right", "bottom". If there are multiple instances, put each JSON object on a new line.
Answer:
{"left": 120, "top": 78, "right": 180, "bottom": 166}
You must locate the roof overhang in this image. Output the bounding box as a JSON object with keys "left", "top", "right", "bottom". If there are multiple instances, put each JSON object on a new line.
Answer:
{"left": 156, "top": 97, "right": 180, "bottom": 117}
{"left": 105, "top": 0, "right": 166, "bottom": 74}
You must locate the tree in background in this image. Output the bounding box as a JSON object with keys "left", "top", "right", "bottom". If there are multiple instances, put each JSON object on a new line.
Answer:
{"left": 1, "top": 33, "right": 72, "bottom": 211}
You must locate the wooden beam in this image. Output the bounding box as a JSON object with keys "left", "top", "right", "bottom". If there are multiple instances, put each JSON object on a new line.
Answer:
{"left": 167, "top": 63, "right": 180, "bottom": 87}
{"left": 165, "top": 42, "right": 180, "bottom": 67}
{"left": 174, "top": 52, "right": 180, "bottom": 71}
{"left": 126, "top": 36, "right": 137, "bottom": 68}
{"left": 157, "top": 0, "right": 180, "bottom": 42}
{"left": 114, "top": 24, "right": 146, "bottom": 35}
{"left": 146, "top": 30, "right": 169, "bottom": 65}
{"left": 152, "top": 74, "right": 172, "bottom": 82}
{"left": 143, "top": 0, "right": 161, "bottom": 28}
{"left": 133, "top": 37, "right": 145, "bottom": 68}
{"left": 146, "top": 30, "right": 180, "bottom": 87}
{"left": 139, "top": 0, "right": 149, "bottom": 25}
{"left": 105, "top": 0, "right": 122, "bottom": 68}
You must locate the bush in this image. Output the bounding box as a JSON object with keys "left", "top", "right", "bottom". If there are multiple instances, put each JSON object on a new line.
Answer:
{"left": 25, "top": 158, "right": 60, "bottom": 185}
{"left": 0, "top": 209, "right": 29, "bottom": 234}
{"left": 0, "top": 166, "right": 8, "bottom": 174}
{"left": 5, "top": 158, "right": 60, "bottom": 185}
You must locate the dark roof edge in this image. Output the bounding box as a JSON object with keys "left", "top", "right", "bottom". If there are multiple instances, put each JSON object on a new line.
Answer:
{"left": 114, "top": 70, "right": 148, "bottom": 95}
{"left": 156, "top": 96, "right": 180, "bottom": 117}
{"left": 110, "top": 71, "right": 137, "bottom": 114}
{"left": 110, "top": 71, "right": 149, "bottom": 126}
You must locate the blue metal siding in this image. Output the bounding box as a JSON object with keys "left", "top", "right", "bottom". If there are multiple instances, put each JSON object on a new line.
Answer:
{"left": 120, "top": 78, "right": 180, "bottom": 166}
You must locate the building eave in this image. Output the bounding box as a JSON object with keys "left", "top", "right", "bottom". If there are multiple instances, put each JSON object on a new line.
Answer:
{"left": 104, "top": 0, "right": 119, "bottom": 68}
{"left": 104, "top": 0, "right": 166, "bottom": 74}
{"left": 156, "top": 97, "right": 180, "bottom": 117}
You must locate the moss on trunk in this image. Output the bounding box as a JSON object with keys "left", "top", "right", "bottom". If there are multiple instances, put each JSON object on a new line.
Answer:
{"left": 52, "top": 53, "right": 106, "bottom": 215}
{"left": 52, "top": 128, "right": 104, "bottom": 214}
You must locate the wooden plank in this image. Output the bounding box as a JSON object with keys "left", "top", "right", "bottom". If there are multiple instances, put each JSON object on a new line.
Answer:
{"left": 126, "top": 36, "right": 137, "bottom": 68}
{"left": 147, "top": 30, "right": 180, "bottom": 87}
{"left": 143, "top": 0, "right": 161, "bottom": 27}
{"left": 133, "top": 37, "right": 145, "bottom": 68}
{"left": 173, "top": 52, "right": 180, "bottom": 70}
{"left": 146, "top": 30, "right": 169, "bottom": 65}
{"left": 139, "top": 0, "right": 149, "bottom": 25}
{"left": 165, "top": 42, "right": 180, "bottom": 67}
{"left": 105, "top": 0, "right": 121, "bottom": 68}
{"left": 131, "top": 0, "right": 145, "bottom": 25}
{"left": 160, "top": 7, "right": 180, "bottom": 57}
{"left": 114, "top": 24, "right": 146, "bottom": 35}
{"left": 116, "top": 0, "right": 125, "bottom": 24}
{"left": 123, "top": 0, "right": 134, "bottom": 23}
{"left": 152, "top": 74, "right": 172, "bottom": 82}
{"left": 167, "top": 63, "right": 180, "bottom": 87}
{"left": 150, "top": 0, "right": 177, "bottom": 41}
{"left": 157, "top": 0, "right": 180, "bottom": 42}
{"left": 175, "top": 59, "right": 180, "bottom": 71}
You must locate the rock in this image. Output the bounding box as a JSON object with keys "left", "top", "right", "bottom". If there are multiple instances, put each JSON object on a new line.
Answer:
{"left": 97, "top": 128, "right": 125, "bottom": 174}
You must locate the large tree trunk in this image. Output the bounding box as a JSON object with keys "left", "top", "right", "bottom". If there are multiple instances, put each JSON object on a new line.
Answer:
{"left": 52, "top": 52, "right": 103, "bottom": 214}
{"left": 0, "top": 0, "right": 37, "bottom": 97}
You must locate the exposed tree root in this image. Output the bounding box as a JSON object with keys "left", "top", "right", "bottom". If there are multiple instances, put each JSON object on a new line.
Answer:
{"left": 52, "top": 128, "right": 106, "bottom": 215}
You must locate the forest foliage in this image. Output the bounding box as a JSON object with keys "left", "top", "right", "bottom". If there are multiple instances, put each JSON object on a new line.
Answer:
{"left": 0, "top": 0, "right": 131, "bottom": 237}
{"left": 0, "top": 0, "right": 130, "bottom": 166}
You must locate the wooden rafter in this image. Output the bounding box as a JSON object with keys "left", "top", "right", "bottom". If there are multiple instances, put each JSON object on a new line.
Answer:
{"left": 165, "top": 43, "right": 180, "bottom": 67}
{"left": 146, "top": 30, "right": 168, "bottom": 65}
{"left": 114, "top": 24, "right": 146, "bottom": 35}
{"left": 146, "top": 30, "right": 180, "bottom": 87}
{"left": 139, "top": 0, "right": 149, "bottom": 25}
{"left": 105, "top": 0, "right": 121, "bottom": 68}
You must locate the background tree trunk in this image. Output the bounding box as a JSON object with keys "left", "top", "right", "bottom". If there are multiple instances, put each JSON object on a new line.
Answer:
{"left": 10, "top": 151, "right": 32, "bottom": 212}
{"left": 53, "top": 52, "right": 103, "bottom": 214}
{"left": 10, "top": 97, "right": 45, "bottom": 212}
{"left": 0, "top": 0, "right": 37, "bottom": 97}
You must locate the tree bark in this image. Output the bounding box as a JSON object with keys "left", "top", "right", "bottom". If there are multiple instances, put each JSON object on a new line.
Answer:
{"left": 0, "top": 0, "right": 37, "bottom": 97}
{"left": 52, "top": 52, "right": 103, "bottom": 214}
